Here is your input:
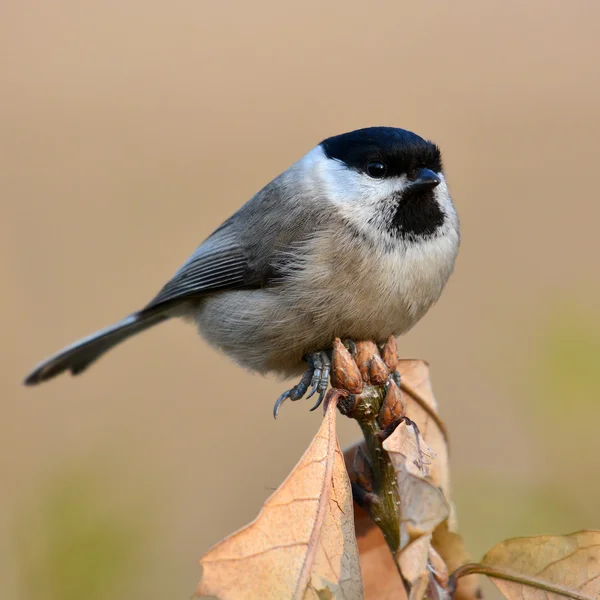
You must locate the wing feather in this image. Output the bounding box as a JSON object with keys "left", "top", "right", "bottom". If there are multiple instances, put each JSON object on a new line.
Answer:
{"left": 142, "top": 175, "right": 328, "bottom": 312}
{"left": 143, "top": 225, "right": 248, "bottom": 309}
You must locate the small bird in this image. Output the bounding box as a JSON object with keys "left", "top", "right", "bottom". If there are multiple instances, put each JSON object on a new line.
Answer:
{"left": 24, "top": 127, "right": 460, "bottom": 416}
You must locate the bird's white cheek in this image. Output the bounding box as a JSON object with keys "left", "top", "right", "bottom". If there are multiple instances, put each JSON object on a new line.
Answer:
{"left": 305, "top": 145, "right": 406, "bottom": 206}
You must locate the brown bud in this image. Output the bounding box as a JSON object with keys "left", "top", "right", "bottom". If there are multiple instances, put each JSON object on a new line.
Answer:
{"left": 354, "top": 341, "right": 378, "bottom": 383}
{"left": 381, "top": 335, "right": 398, "bottom": 371}
{"left": 369, "top": 354, "right": 389, "bottom": 385}
{"left": 351, "top": 444, "right": 373, "bottom": 492}
{"left": 330, "top": 338, "right": 363, "bottom": 393}
{"left": 378, "top": 379, "right": 405, "bottom": 429}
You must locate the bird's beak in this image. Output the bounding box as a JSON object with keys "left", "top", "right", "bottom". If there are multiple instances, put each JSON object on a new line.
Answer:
{"left": 408, "top": 168, "right": 442, "bottom": 191}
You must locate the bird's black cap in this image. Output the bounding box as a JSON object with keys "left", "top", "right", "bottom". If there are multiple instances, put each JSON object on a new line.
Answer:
{"left": 320, "top": 127, "right": 442, "bottom": 178}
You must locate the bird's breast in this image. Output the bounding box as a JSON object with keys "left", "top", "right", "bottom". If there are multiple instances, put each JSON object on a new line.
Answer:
{"left": 193, "top": 226, "right": 458, "bottom": 377}
{"left": 286, "top": 227, "right": 459, "bottom": 340}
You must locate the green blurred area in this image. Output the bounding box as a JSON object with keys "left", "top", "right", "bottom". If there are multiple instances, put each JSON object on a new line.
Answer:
{"left": 456, "top": 303, "right": 600, "bottom": 557}
{"left": 14, "top": 464, "right": 150, "bottom": 600}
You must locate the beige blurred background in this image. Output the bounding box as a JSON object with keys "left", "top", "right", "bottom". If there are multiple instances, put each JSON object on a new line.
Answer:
{"left": 2, "top": 1, "right": 600, "bottom": 598}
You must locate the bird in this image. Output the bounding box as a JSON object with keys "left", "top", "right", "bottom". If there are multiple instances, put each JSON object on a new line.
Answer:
{"left": 24, "top": 126, "right": 460, "bottom": 417}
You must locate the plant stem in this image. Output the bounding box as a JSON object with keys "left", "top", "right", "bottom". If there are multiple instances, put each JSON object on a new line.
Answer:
{"left": 341, "top": 384, "right": 407, "bottom": 591}
{"left": 450, "top": 563, "right": 590, "bottom": 600}
{"left": 357, "top": 416, "right": 401, "bottom": 553}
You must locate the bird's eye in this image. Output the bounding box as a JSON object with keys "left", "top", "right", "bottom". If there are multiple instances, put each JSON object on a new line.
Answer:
{"left": 366, "top": 161, "right": 387, "bottom": 179}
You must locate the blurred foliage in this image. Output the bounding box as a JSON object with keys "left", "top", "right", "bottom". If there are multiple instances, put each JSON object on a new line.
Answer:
{"left": 530, "top": 304, "right": 600, "bottom": 427}
{"left": 528, "top": 304, "right": 600, "bottom": 515}
{"left": 14, "top": 463, "right": 149, "bottom": 600}
{"left": 454, "top": 479, "right": 588, "bottom": 559}
{"left": 457, "top": 301, "right": 600, "bottom": 554}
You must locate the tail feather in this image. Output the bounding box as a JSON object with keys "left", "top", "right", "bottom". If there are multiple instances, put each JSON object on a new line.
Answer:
{"left": 24, "top": 311, "right": 169, "bottom": 385}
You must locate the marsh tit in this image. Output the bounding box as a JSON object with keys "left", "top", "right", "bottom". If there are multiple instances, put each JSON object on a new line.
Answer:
{"left": 24, "top": 127, "right": 460, "bottom": 416}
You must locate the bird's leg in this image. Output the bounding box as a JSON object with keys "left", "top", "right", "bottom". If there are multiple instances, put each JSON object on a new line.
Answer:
{"left": 306, "top": 351, "right": 331, "bottom": 412}
{"left": 272, "top": 350, "right": 331, "bottom": 418}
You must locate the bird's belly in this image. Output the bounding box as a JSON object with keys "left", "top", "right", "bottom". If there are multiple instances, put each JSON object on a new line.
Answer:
{"left": 193, "top": 273, "right": 435, "bottom": 377}
{"left": 193, "top": 234, "right": 456, "bottom": 377}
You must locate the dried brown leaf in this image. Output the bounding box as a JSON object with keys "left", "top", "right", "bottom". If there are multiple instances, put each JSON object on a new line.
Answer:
{"left": 428, "top": 545, "right": 449, "bottom": 589}
{"left": 397, "top": 534, "right": 433, "bottom": 600}
{"left": 384, "top": 420, "right": 450, "bottom": 599}
{"left": 353, "top": 502, "right": 407, "bottom": 600}
{"left": 431, "top": 522, "right": 480, "bottom": 600}
{"left": 197, "top": 393, "right": 363, "bottom": 600}
{"left": 458, "top": 530, "right": 600, "bottom": 600}
{"left": 397, "top": 535, "right": 451, "bottom": 600}
{"left": 350, "top": 502, "right": 450, "bottom": 600}
{"left": 396, "top": 360, "right": 449, "bottom": 502}
{"left": 382, "top": 420, "right": 449, "bottom": 548}
{"left": 394, "top": 363, "right": 480, "bottom": 599}
{"left": 351, "top": 445, "right": 373, "bottom": 493}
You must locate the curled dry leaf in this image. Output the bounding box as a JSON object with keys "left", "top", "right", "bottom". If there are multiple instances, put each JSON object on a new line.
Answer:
{"left": 397, "top": 534, "right": 433, "bottom": 600}
{"left": 398, "top": 536, "right": 449, "bottom": 600}
{"left": 197, "top": 391, "right": 363, "bottom": 600}
{"left": 432, "top": 522, "right": 480, "bottom": 600}
{"left": 428, "top": 545, "right": 449, "bottom": 589}
{"left": 384, "top": 419, "right": 451, "bottom": 600}
{"left": 395, "top": 361, "right": 480, "bottom": 598}
{"left": 382, "top": 420, "right": 449, "bottom": 548}
{"left": 455, "top": 530, "right": 600, "bottom": 600}
{"left": 395, "top": 361, "right": 449, "bottom": 504}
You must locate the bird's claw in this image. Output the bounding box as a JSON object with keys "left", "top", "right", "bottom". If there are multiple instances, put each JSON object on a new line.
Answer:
{"left": 273, "top": 350, "right": 331, "bottom": 418}
{"left": 309, "top": 353, "right": 330, "bottom": 411}
{"left": 309, "top": 388, "right": 327, "bottom": 412}
{"left": 306, "top": 353, "right": 324, "bottom": 400}
{"left": 273, "top": 390, "right": 292, "bottom": 419}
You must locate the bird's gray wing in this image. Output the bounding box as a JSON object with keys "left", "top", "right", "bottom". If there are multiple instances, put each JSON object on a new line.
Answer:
{"left": 142, "top": 219, "right": 257, "bottom": 311}
{"left": 23, "top": 221, "right": 252, "bottom": 385}
{"left": 143, "top": 176, "right": 329, "bottom": 312}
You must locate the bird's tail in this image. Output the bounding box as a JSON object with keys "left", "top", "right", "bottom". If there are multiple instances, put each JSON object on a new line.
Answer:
{"left": 24, "top": 310, "right": 169, "bottom": 385}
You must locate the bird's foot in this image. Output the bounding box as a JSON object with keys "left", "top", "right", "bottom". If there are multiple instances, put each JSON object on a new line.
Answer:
{"left": 305, "top": 351, "right": 331, "bottom": 412}
{"left": 273, "top": 350, "right": 331, "bottom": 419}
